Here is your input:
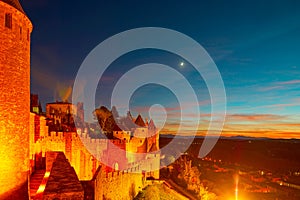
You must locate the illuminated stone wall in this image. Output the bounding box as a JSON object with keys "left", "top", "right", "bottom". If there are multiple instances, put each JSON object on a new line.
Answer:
{"left": 33, "top": 130, "right": 160, "bottom": 181}
{"left": 94, "top": 169, "right": 144, "bottom": 200}
{"left": 34, "top": 131, "right": 104, "bottom": 180}
{"left": 0, "top": 1, "right": 32, "bottom": 199}
{"left": 113, "top": 130, "right": 131, "bottom": 141}
{"left": 30, "top": 113, "right": 160, "bottom": 183}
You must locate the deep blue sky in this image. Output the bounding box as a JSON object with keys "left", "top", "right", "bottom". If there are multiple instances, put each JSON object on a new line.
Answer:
{"left": 22, "top": 0, "right": 300, "bottom": 137}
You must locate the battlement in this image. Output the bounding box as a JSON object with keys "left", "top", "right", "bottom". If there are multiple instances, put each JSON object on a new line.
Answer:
{"left": 94, "top": 166, "right": 144, "bottom": 200}
{"left": 31, "top": 116, "right": 160, "bottom": 181}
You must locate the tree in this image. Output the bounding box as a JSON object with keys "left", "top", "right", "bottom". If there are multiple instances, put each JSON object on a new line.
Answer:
{"left": 198, "top": 185, "right": 217, "bottom": 200}
{"left": 93, "top": 106, "right": 117, "bottom": 137}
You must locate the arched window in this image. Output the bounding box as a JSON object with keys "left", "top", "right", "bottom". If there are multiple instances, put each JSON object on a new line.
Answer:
{"left": 114, "top": 162, "right": 119, "bottom": 171}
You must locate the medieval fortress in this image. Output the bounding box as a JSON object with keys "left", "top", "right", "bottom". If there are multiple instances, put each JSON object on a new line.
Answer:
{"left": 0, "top": 1, "right": 160, "bottom": 199}
{"left": 31, "top": 102, "right": 160, "bottom": 181}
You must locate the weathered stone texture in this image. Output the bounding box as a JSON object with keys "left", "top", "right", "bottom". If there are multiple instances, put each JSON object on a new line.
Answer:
{"left": 34, "top": 131, "right": 106, "bottom": 181}
{"left": 0, "top": 1, "right": 32, "bottom": 198}
{"left": 94, "top": 168, "right": 144, "bottom": 200}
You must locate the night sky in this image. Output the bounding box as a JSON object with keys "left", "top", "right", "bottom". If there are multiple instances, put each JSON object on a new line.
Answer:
{"left": 22, "top": 0, "right": 300, "bottom": 138}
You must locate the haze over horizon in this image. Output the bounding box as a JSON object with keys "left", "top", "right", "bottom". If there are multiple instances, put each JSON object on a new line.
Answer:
{"left": 23, "top": 0, "right": 300, "bottom": 139}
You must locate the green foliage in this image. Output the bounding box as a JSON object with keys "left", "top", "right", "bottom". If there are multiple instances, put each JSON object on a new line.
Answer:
{"left": 198, "top": 185, "right": 217, "bottom": 200}
{"left": 93, "top": 106, "right": 136, "bottom": 137}
{"left": 168, "top": 155, "right": 218, "bottom": 199}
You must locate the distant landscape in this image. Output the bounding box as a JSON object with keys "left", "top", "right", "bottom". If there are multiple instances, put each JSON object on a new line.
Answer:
{"left": 160, "top": 136, "right": 300, "bottom": 199}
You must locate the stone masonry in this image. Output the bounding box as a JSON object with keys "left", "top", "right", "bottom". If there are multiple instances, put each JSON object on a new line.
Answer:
{"left": 0, "top": 0, "right": 33, "bottom": 199}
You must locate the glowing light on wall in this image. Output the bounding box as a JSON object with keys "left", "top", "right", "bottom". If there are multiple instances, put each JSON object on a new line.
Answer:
{"left": 36, "top": 184, "right": 46, "bottom": 195}
{"left": 234, "top": 174, "right": 239, "bottom": 200}
{"left": 44, "top": 172, "right": 50, "bottom": 178}
{"left": 36, "top": 171, "right": 51, "bottom": 196}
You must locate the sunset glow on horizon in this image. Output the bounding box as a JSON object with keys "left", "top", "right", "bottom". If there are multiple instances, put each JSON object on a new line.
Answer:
{"left": 25, "top": 1, "right": 300, "bottom": 140}
{"left": 1, "top": 0, "right": 300, "bottom": 200}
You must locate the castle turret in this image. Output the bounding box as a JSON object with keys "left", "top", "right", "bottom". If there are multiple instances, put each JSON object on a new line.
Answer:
{"left": 0, "top": 0, "right": 33, "bottom": 198}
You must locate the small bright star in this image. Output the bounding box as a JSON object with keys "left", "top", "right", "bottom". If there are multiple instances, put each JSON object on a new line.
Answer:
{"left": 180, "top": 62, "right": 184, "bottom": 67}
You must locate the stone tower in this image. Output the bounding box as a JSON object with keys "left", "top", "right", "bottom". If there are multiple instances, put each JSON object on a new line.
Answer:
{"left": 0, "top": 0, "right": 32, "bottom": 199}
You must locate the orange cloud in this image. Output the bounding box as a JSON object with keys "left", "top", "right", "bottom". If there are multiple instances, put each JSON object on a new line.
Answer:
{"left": 158, "top": 113, "right": 300, "bottom": 139}
{"left": 226, "top": 114, "right": 287, "bottom": 122}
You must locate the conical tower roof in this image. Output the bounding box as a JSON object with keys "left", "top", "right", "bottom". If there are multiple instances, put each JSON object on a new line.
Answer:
{"left": 1, "top": 0, "right": 25, "bottom": 14}
{"left": 148, "top": 119, "right": 156, "bottom": 129}
{"left": 135, "top": 114, "right": 146, "bottom": 127}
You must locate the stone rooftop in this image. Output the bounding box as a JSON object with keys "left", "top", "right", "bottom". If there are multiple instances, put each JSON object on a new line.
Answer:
{"left": 1, "top": 0, "right": 25, "bottom": 14}
{"left": 43, "top": 152, "right": 84, "bottom": 200}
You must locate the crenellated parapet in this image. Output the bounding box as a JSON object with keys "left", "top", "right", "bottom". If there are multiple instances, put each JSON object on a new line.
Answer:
{"left": 30, "top": 113, "right": 161, "bottom": 181}
{"left": 94, "top": 165, "right": 144, "bottom": 200}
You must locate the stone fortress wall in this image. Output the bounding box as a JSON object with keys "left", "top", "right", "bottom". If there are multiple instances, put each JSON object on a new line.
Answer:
{"left": 30, "top": 115, "right": 160, "bottom": 181}
{"left": 29, "top": 116, "right": 160, "bottom": 199}
{"left": 0, "top": 0, "right": 160, "bottom": 198}
{"left": 94, "top": 168, "right": 144, "bottom": 200}
{"left": 45, "top": 152, "right": 148, "bottom": 200}
{"left": 32, "top": 128, "right": 104, "bottom": 180}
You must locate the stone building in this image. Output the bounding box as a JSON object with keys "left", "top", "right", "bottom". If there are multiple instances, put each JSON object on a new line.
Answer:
{"left": 29, "top": 112, "right": 161, "bottom": 199}
{"left": 46, "top": 102, "right": 77, "bottom": 127}
{"left": 31, "top": 94, "right": 43, "bottom": 114}
{"left": 30, "top": 112, "right": 160, "bottom": 181}
{"left": 0, "top": 0, "right": 33, "bottom": 199}
{"left": 46, "top": 101, "right": 85, "bottom": 132}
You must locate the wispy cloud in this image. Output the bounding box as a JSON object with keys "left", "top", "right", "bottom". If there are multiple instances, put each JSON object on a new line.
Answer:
{"left": 129, "top": 100, "right": 210, "bottom": 115}
{"left": 258, "top": 85, "right": 284, "bottom": 91}
{"left": 263, "top": 103, "right": 299, "bottom": 109}
{"left": 257, "top": 79, "right": 300, "bottom": 92}
{"left": 277, "top": 79, "right": 300, "bottom": 85}
{"left": 226, "top": 114, "right": 287, "bottom": 122}
{"left": 31, "top": 44, "right": 75, "bottom": 102}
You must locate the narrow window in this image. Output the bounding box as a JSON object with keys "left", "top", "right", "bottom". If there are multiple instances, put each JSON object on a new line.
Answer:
{"left": 5, "top": 13, "right": 12, "bottom": 29}
{"left": 27, "top": 29, "right": 30, "bottom": 41}
{"left": 20, "top": 26, "right": 22, "bottom": 40}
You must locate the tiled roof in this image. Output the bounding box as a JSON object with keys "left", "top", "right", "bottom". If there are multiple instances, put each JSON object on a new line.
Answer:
{"left": 1, "top": 0, "right": 25, "bottom": 14}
